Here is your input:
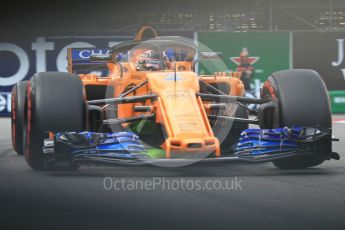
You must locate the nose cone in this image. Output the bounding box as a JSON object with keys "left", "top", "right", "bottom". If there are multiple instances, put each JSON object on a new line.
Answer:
{"left": 147, "top": 71, "right": 220, "bottom": 158}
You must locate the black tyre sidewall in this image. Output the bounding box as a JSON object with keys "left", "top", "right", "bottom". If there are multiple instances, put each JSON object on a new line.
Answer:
{"left": 25, "top": 72, "right": 85, "bottom": 170}
{"left": 262, "top": 69, "right": 331, "bottom": 169}
{"left": 25, "top": 77, "right": 45, "bottom": 170}
{"left": 270, "top": 69, "right": 331, "bottom": 128}
{"left": 217, "top": 105, "right": 249, "bottom": 153}
{"left": 11, "top": 81, "right": 28, "bottom": 155}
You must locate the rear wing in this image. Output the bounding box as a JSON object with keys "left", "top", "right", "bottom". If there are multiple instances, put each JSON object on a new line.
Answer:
{"left": 67, "top": 48, "right": 112, "bottom": 75}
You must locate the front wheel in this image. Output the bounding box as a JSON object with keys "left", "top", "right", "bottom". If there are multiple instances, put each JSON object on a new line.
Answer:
{"left": 25, "top": 72, "right": 85, "bottom": 170}
{"left": 261, "top": 69, "right": 332, "bottom": 169}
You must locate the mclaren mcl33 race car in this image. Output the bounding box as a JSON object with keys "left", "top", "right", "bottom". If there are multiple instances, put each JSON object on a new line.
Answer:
{"left": 11, "top": 26, "right": 339, "bottom": 170}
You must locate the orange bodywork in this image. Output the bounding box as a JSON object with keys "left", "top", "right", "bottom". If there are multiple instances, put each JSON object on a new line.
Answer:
{"left": 76, "top": 66, "right": 244, "bottom": 158}
{"left": 68, "top": 27, "right": 245, "bottom": 158}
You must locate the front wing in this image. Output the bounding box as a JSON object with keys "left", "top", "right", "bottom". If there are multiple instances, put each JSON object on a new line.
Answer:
{"left": 43, "top": 127, "right": 339, "bottom": 168}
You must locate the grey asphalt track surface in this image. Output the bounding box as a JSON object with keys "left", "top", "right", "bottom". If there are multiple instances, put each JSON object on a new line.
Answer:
{"left": 0, "top": 117, "right": 344, "bottom": 230}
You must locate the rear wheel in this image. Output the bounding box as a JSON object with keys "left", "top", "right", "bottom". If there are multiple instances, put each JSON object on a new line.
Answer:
{"left": 261, "top": 69, "right": 332, "bottom": 169}
{"left": 11, "top": 81, "right": 28, "bottom": 155}
{"left": 25, "top": 72, "right": 85, "bottom": 170}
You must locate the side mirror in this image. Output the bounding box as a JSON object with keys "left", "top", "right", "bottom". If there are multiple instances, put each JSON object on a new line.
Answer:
{"left": 90, "top": 54, "right": 113, "bottom": 62}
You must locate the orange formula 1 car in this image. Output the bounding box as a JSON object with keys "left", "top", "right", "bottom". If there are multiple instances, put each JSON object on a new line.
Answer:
{"left": 11, "top": 26, "right": 339, "bottom": 170}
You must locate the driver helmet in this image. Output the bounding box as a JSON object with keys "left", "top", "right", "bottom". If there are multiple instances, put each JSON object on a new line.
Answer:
{"left": 136, "top": 50, "right": 161, "bottom": 71}
{"left": 136, "top": 50, "right": 171, "bottom": 71}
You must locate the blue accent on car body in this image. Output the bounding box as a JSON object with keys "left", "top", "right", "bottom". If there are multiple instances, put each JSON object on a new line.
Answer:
{"left": 71, "top": 48, "right": 112, "bottom": 63}
{"left": 54, "top": 131, "right": 148, "bottom": 159}
{"left": 235, "top": 126, "right": 326, "bottom": 157}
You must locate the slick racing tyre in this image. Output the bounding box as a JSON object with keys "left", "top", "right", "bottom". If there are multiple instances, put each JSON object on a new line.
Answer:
{"left": 25, "top": 72, "right": 85, "bottom": 170}
{"left": 261, "top": 69, "right": 332, "bottom": 169}
{"left": 211, "top": 103, "right": 249, "bottom": 154}
{"left": 221, "top": 105, "right": 248, "bottom": 153}
{"left": 11, "top": 81, "right": 28, "bottom": 155}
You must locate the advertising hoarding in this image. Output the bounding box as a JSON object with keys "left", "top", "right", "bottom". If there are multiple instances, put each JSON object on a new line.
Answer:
{"left": 197, "top": 32, "right": 291, "bottom": 99}
{"left": 293, "top": 32, "right": 345, "bottom": 113}
{"left": 293, "top": 32, "right": 345, "bottom": 91}
{"left": 0, "top": 31, "right": 194, "bottom": 116}
{"left": 0, "top": 36, "right": 131, "bottom": 116}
